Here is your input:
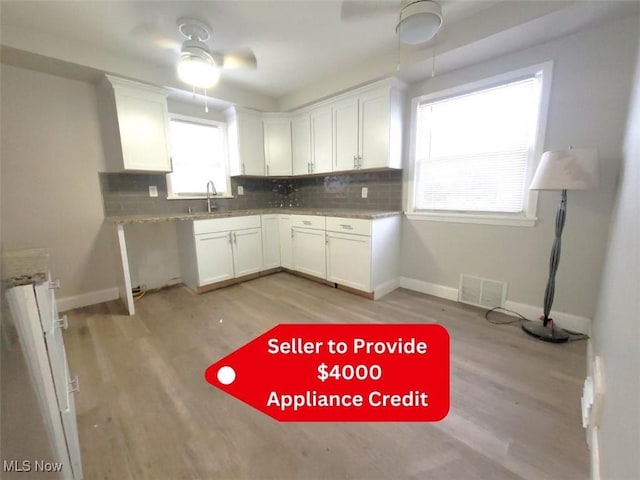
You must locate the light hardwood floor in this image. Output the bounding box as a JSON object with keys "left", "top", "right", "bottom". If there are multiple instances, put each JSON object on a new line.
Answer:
{"left": 64, "top": 273, "right": 589, "bottom": 480}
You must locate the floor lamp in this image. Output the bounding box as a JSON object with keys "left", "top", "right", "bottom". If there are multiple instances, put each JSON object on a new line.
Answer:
{"left": 523, "top": 148, "right": 599, "bottom": 343}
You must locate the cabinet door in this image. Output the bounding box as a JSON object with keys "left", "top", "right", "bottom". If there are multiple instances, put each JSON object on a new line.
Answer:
{"left": 233, "top": 228, "right": 264, "bottom": 277}
{"left": 326, "top": 232, "right": 372, "bottom": 292}
{"left": 333, "top": 96, "right": 360, "bottom": 171}
{"left": 359, "top": 88, "right": 390, "bottom": 169}
{"left": 292, "top": 113, "right": 312, "bottom": 175}
{"left": 310, "top": 106, "right": 333, "bottom": 174}
{"left": 264, "top": 118, "right": 292, "bottom": 176}
{"left": 196, "top": 232, "right": 235, "bottom": 285}
{"left": 238, "top": 112, "right": 266, "bottom": 175}
{"left": 34, "top": 283, "right": 83, "bottom": 479}
{"left": 279, "top": 216, "right": 293, "bottom": 269}
{"left": 114, "top": 89, "right": 172, "bottom": 172}
{"left": 261, "top": 215, "right": 281, "bottom": 270}
{"left": 292, "top": 227, "right": 326, "bottom": 279}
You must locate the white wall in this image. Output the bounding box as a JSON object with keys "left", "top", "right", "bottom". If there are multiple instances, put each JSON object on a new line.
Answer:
{"left": 401, "top": 15, "right": 639, "bottom": 321}
{"left": 0, "top": 64, "right": 117, "bottom": 304}
{"left": 590, "top": 35, "right": 640, "bottom": 480}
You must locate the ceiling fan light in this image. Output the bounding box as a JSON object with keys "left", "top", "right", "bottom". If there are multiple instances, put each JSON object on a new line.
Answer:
{"left": 177, "top": 42, "right": 220, "bottom": 88}
{"left": 396, "top": 0, "right": 443, "bottom": 45}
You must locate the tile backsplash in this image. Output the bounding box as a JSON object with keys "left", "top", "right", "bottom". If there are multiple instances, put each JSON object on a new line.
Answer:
{"left": 100, "top": 170, "right": 402, "bottom": 217}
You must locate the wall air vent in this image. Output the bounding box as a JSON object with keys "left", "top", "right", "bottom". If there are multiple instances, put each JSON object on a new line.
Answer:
{"left": 458, "top": 274, "right": 507, "bottom": 309}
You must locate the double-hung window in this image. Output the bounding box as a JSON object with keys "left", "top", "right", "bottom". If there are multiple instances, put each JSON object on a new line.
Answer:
{"left": 166, "top": 114, "right": 231, "bottom": 198}
{"left": 408, "top": 62, "right": 552, "bottom": 226}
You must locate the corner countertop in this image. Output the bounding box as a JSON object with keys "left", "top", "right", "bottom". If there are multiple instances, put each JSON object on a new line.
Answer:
{"left": 3, "top": 248, "right": 50, "bottom": 286}
{"left": 106, "top": 209, "right": 402, "bottom": 224}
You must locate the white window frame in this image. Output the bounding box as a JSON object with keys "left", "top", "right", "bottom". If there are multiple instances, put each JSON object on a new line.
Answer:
{"left": 166, "top": 113, "right": 233, "bottom": 199}
{"left": 406, "top": 61, "right": 553, "bottom": 227}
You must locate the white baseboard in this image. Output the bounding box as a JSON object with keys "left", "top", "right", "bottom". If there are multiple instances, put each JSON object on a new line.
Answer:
{"left": 374, "top": 279, "right": 401, "bottom": 300}
{"left": 57, "top": 287, "right": 119, "bottom": 313}
{"left": 398, "top": 277, "right": 458, "bottom": 301}
{"left": 398, "top": 276, "right": 591, "bottom": 334}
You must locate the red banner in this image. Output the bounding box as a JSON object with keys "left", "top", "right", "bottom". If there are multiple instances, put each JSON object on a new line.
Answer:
{"left": 204, "top": 323, "right": 449, "bottom": 422}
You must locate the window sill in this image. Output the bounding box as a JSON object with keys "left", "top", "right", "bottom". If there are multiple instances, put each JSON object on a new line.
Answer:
{"left": 405, "top": 211, "right": 537, "bottom": 227}
{"left": 166, "top": 195, "right": 235, "bottom": 200}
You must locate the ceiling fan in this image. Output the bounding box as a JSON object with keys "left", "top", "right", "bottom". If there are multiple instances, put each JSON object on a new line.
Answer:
{"left": 132, "top": 17, "right": 257, "bottom": 89}
{"left": 342, "top": 0, "right": 443, "bottom": 45}
{"left": 176, "top": 18, "right": 256, "bottom": 89}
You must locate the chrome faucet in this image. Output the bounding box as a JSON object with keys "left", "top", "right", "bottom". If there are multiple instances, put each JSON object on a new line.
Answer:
{"left": 206, "top": 180, "right": 217, "bottom": 212}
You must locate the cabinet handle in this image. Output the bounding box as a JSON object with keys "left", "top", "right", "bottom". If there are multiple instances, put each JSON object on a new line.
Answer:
{"left": 233, "top": 232, "right": 237, "bottom": 244}
{"left": 308, "top": 162, "right": 311, "bottom": 174}
{"left": 228, "top": 232, "right": 233, "bottom": 244}
{"left": 170, "top": 156, "right": 174, "bottom": 172}
{"left": 339, "top": 224, "right": 354, "bottom": 230}
{"left": 303, "top": 220, "right": 312, "bottom": 225}
{"left": 353, "top": 155, "right": 357, "bottom": 168}
{"left": 54, "top": 315, "right": 68, "bottom": 330}
{"left": 266, "top": 164, "right": 270, "bottom": 176}
{"left": 358, "top": 156, "right": 363, "bottom": 169}
{"left": 68, "top": 376, "right": 80, "bottom": 395}
{"left": 325, "top": 233, "right": 329, "bottom": 244}
{"left": 311, "top": 162, "right": 315, "bottom": 173}
{"left": 242, "top": 163, "right": 246, "bottom": 174}
{"left": 49, "top": 279, "right": 61, "bottom": 290}
{"left": 291, "top": 228, "right": 294, "bottom": 238}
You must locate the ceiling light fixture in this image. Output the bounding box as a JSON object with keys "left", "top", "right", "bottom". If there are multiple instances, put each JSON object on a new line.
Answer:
{"left": 177, "top": 39, "right": 220, "bottom": 88}
{"left": 396, "top": 0, "right": 443, "bottom": 45}
{"left": 176, "top": 19, "right": 220, "bottom": 89}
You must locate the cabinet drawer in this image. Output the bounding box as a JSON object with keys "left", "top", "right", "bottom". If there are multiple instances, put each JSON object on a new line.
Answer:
{"left": 326, "top": 217, "right": 371, "bottom": 236}
{"left": 194, "top": 215, "right": 261, "bottom": 235}
{"left": 291, "top": 215, "right": 326, "bottom": 230}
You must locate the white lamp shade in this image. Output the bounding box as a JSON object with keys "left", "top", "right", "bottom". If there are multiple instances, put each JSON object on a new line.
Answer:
{"left": 396, "top": 0, "right": 443, "bottom": 45}
{"left": 530, "top": 148, "right": 599, "bottom": 190}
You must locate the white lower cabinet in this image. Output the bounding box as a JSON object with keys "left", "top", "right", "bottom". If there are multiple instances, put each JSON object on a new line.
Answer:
{"left": 284, "top": 214, "right": 400, "bottom": 299}
{"left": 291, "top": 215, "right": 327, "bottom": 278}
{"left": 196, "top": 232, "right": 235, "bottom": 284}
{"left": 292, "top": 227, "right": 327, "bottom": 278}
{"left": 261, "top": 214, "right": 281, "bottom": 270}
{"left": 326, "top": 232, "right": 372, "bottom": 292}
{"left": 178, "top": 216, "right": 263, "bottom": 291}
{"left": 279, "top": 215, "right": 293, "bottom": 269}
{"left": 326, "top": 217, "right": 372, "bottom": 292}
{"left": 178, "top": 213, "right": 400, "bottom": 299}
{"left": 233, "top": 228, "right": 263, "bottom": 277}
{"left": 6, "top": 279, "right": 83, "bottom": 480}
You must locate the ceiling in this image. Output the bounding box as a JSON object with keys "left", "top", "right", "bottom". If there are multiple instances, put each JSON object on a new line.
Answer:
{"left": 1, "top": 1, "right": 637, "bottom": 111}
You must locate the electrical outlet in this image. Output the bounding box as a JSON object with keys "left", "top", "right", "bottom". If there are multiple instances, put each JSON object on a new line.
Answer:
{"left": 238, "top": 186, "right": 244, "bottom": 196}
{"left": 361, "top": 187, "right": 368, "bottom": 198}
{"left": 149, "top": 186, "right": 158, "bottom": 198}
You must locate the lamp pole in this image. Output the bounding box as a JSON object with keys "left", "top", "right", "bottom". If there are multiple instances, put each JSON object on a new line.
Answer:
{"left": 523, "top": 189, "right": 571, "bottom": 343}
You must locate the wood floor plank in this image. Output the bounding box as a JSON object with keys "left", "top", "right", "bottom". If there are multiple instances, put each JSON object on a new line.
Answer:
{"left": 64, "top": 273, "right": 589, "bottom": 479}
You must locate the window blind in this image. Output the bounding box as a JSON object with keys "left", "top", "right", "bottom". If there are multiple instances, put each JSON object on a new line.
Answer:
{"left": 168, "top": 119, "right": 227, "bottom": 195}
{"left": 415, "top": 77, "right": 540, "bottom": 213}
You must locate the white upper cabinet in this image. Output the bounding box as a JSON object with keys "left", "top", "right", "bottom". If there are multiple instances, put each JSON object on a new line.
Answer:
{"left": 226, "top": 107, "right": 265, "bottom": 176}
{"left": 292, "top": 113, "right": 312, "bottom": 175}
{"left": 332, "top": 83, "right": 403, "bottom": 172}
{"left": 223, "top": 78, "right": 403, "bottom": 177}
{"left": 263, "top": 117, "right": 292, "bottom": 176}
{"left": 100, "top": 75, "right": 172, "bottom": 173}
{"left": 359, "top": 86, "right": 402, "bottom": 169}
{"left": 333, "top": 96, "right": 360, "bottom": 171}
{"left": 310, "top": 106, "right": 334, "bottom": 174}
